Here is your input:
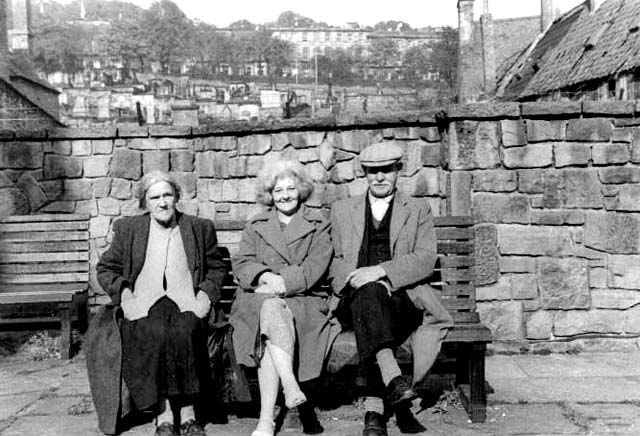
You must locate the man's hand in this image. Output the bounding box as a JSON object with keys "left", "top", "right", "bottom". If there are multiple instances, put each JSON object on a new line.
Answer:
{"left": 258, "top": 272, "right": 286, "bottom": 296}
{"left": 345, "top": 265, "right": 387, "bottom": 289}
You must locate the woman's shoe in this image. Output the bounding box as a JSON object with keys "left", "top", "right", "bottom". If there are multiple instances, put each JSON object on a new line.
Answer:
{"left": 156, "top": 422, "right": 178, "bottom": 436}
{"left": 250, "top": 419, "right": 275, "bottom": 436}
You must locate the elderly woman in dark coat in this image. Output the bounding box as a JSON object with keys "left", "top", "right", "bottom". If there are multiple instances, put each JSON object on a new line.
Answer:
{"left": 229, "top": 158, "right": 333, "bottom": 436}
{"left": 96, "top": 171, "right": 226, "bottom": 436}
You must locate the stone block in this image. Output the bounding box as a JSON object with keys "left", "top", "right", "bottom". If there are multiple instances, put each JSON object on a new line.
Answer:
{"left": 585, "top": 211, "right": 640, "bottom": 254}
{"left": 40, "top": 180, "right": 63, "bottom": 201}
{"left": 321, "top": 183, "right": 349, "bottom": 207}
{"left": 500, "top": 119, "right": 526, "bottom": 147}
{"left": 62, "top": 179, "right": 92, "bottom": 201}
{"left": 526, "top": 120, "right": 564, "bottom": 142}
{"left": 598, "top": 167, "right": 640, "bottom": 184}
{"left": 588, "top": 266, "right": 607, "bottom": 288}
{"left": 43, "top": 155, "right": 82, "bottom": 179}
{"left": 610, "top": 185, "right": 640, "bottom": 211}
{"left": 0, "top": 142, "right": 43, "bottom": 169}
{"left": 195, "top": 152, "right": 215, "bottom": 178}
{"left": 40, "top": 201, "right": 74, "bottom": 214}
{"left": 530, "top": 210, "right": 585, "bottom": 225}
{"left": 473, "top": 193, "right": 529, "bottom": 224}
{"left": 542, "top": 168, "right": 602, "bottom": 209}
{"left": 566, "top": 118, "right": 613, "bottom": 142}
{"left": 498, "top": 225, "right": 574, "bottom": 256}
{"left": 472, "top": 170, "right": 517, "bottom": 192}
{"left": 399, "top": 140, "right": 424, "bottom": 176}
{"left": 335, "top": 130, "right": 371, "bottom": 153}
{"left": 288, "top": 132, "right": 324, "bottom": 149}
{"left": 608, "top": 255, "right": 640, "bottom": 289}
{"left": 418, "top": 127, "right": 440, "bottom": 142}
{"left": 525, "top": 311, "right": 552, "bottom": 339}
{"left": 399, "top": 168, "right": 440, "bottom": 197}
{"left": 449, "top": 121, "right": 500, "bottom": 170}
{"left": 228, "top": 156, "right": 247, "bottom": 177}
{"left": 0, "top": 172, "right": 12, "bottom": 187}
{"left": 16, "top": 174, "right": 47, "bottom": 211}
{"left": 511, "top": 273, "right": 538, "bottom": 299}
{"left": 553, "top": 310, "right": 623, "bottom": 336}
{"left": 109, "top": 148, "right": 142, "bottom": 180}
{"left": 172, "top": 172, "right": 197, "bottom": 199}
{"left": 121, "top": 199, "right": 140, "bottom": 216}
{"left": 625, "top": 305, "right": 640, "bottom": 334}
{"left": 83, "top": 155, "right": 111, "bottom": 178}
{"left": 392, "top": 127, "right": 417, "bottom": 139}
{"left": 221, "top": 180, "right": 238, "bottom": 201}
{"left": 631, "top": 129, "right": 640, "bottom": 162}
{"left": 127, "top": 138, "right": 156, "bottom": 150}
{"left": 592, "top": 143, "right": 630, "bottom": 165}
{"left": 272, "top": 133, "right": 290, "bottom": 151}
{"left": 503, "top": 143, "right": 553, "bottom": 169}
{"left": 170, "top": 150, "right": 194, "bottom": 172}
{"left": 246, "top": 156, "right": 263, "bottom": 176}
{"left": 421, "top": 143, "right": 440, "bottom": 167}
{"left": 71, "top": 140, "right": 91, "bottom": 156}
{"left": 477, "top": 301, "right": 524, "bottom": 340}
{"left": 474, "top": 224, "right": 499, "bottom": 285}
{"left": 236, "top": 179, "right": 257, "bottom": 202}
{"left": 476, "top": 278, "right": 511, "bottom": 301}
{"left": 156, "top": 137, "right": 189, "bottom": 150}
{"left": 0, "top": 188, "right": 30, "bottom": 216}
{"left": 347, "top": 178, "right": 369, "bottom": 197}
{"left": 92, "top": 139, "right": 113, "bottom": 154}
{"left": 499, "top": 256, "right": 537, "bottom": 273}
{"left": 306, "top": 162, "right": 329, "bottom": 183}
{"left": 98, "top": 197, "right": 120, "bottom": 216}
{"left": 538, "top": 258, "right": 589, "bottom": 309}
{"left": 110, "top": 179, "right": 132, "bottom": 200}
{"left": 554, "top": 143, "right": 590, "bottom": 167}
{"left": 318, "top": 139, "right": 336, "bottom": 169}
{"left": 75, "top": 199, "right": 98, "bottom": 216}
{"left": 90, "top": 216, "right": 111, "bottom": 239}
{"left": 591, "top": 289, "right": 640, "bottom": 309}
{"left": 238, "top": 134, "right": 272, "bottom": 155}
{"left": 210, "top": 136, "right": 238, "bottom": 151}
{"left": 51, "top": 141, "right": 71, "bottom": 155}
{"left": 517, "top": 169, "right": 545, "bottom": 193}
{"left": 330, "top": 161, "right": 356, "bottom": 183}
{"left": 611, "top": 128, "right": 633, "bottom": 142}
{"left": 207, "top": 180, "right": 223, "bottom": 202}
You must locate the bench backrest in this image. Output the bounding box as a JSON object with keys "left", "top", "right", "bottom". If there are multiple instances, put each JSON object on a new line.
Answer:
{"left": 214, "top": 216, "right": 477, "bottom": 324}
{"left": 0, "top": 214, "right": 90, "bottom": 303}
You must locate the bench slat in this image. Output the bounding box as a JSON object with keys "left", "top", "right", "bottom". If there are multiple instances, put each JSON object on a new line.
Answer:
{"left": 0, "top": 214, "right": 89, "bottom": 223}
{"left": 0, "top": 231, "right": 89, "bottom": 242}
{"left": 437, "top": 242, "right": 474, "bottom": 254}
{"left": 441, "top": 283, "right": 475, "bottom": 296}
{"left": 0, "top": 291, "right": 81, "bottom": 304}
{"left": 0, "top": 283, "right": 88, "bottom": 293}
{"left": 0, "top": 221, "right": 89, "bottom": 232}
{"left": 2, "top": 241, "right": 89, "bottom": 253}
{"left": 441, "top": 268, "right": 474, "bottom": 282}
{"left": 435, "top": 227, "right": 474, "bottom": 240}
{"left": 0, "top": 272, "right": 90, "bottom": 284}
{"left": 434, "top": 216, "right": 473, "bottom": 226}
{"left": 0, "top": 262, "right": 89, "bottom": 274}
{"left": 452, "top": 312, "right": 480, "bottom": 323}
{"left": 0, "top": 252, "right": 90, "bottom": 263}
{"left": 443, "top": 297, "right": 476, "bottom": 310}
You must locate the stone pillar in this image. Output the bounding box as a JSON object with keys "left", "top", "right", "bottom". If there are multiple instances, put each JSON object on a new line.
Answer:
{"left": 540, "top": 0, "right": 559, "bottom": 31}
{"left": 8, "top": 0, "right": 31, "bottom": 53}
{"left": 457, "top": 0, "right": 476, "bottom": 103}
{"left": 480, "top": 12, "right": 495, "bottom": 96}
{"left": 0, "top": 0, "right": 8, "bottom": 54}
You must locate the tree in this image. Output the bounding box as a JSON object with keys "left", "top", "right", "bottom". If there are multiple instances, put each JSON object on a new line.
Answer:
{"left": 275, "top": 11, "right": 317, "bottom": 28}
{"left": 373, "top": 20, "right": 413, "bottom": 32}
{"left": 262, "top": 37, "right": 293, "bottom": 85}
{"left": 369, "top": 38, "right": 400, "bottom": 67}
{"left": 403, "top": 44, "right": 432, "bottom": 86}
{"left": 428, "top": 26, "right": 458, "bottom": 91}
{"left": 143, "top": 0, "right": 192, "bottom": 74}
{"left": 32, "top": 23, "right": 93, "bottom": 83}
{"left": 101, "top": 18, "right": 152, "bottom": 80}
{"left": 229, "top": 19, "right": 256, "bottom": 30}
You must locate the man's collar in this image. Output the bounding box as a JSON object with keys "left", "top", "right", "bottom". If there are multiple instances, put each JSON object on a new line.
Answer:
{"left": 368, "top": 190, "right": 394, "bottom": 205}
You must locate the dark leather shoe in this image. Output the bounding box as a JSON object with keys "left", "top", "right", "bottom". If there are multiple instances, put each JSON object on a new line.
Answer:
{"left": 155, "top": 422, "right": 178, "bottom": 436}
{"left": 395, "top": 405, "right": 426, "bottom": 434}
{"left": 363, "top": 411, "right": 388, "bottom": 436}
{"left": 298, "top": 402, "right": 324, "bottom": 435}
{"left": 180, "top": 419, "right": 207, "bottom": 436}
{"left": 386, "top": 375, "right": 417, "bottom": 407}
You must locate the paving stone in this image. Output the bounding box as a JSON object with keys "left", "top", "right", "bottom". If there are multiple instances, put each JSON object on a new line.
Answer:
{"left": 479, "top": 404, "right": 581, "bottom": 435}
{"left": 0, "top": 414, "right": 100, "bottom": 436}
{"left": 0, "top": 392, "right": 40, "bottom": 421}
{"left": 569, "top": 403, "right": 640, "bottom": 435}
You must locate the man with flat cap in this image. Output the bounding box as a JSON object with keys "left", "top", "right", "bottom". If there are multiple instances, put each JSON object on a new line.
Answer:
{"left": 329, "top": 141, "right": 452, "bottom": 436}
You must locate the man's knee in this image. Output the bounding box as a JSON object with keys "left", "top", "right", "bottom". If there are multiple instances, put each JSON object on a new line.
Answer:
{"left": 351, "top": 282, "right": 389, "bottom": 307}
{"left": 260, "top": 297, "right": 292, "bottom": 324}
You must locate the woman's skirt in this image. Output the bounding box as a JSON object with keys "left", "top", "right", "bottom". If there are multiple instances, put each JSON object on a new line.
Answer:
{"left": 229, "top": 291, "right": 331, "bottom": 382}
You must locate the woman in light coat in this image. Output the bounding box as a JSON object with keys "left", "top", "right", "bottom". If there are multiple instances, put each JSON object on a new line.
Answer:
{"left": 229, "top": 158, "right": 333, "bottom": 436}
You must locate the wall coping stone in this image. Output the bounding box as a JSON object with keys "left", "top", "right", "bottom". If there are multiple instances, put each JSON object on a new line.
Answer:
{"left": 48, "top": 127, "right": 118, "bottom": 140}
{"left": 117, "top": 126, "right": 150, "bottom": 138}
{"left": 521, "top": 101, "right": 582, "bottom": 116}
{"left": 149, "top": 125, "right": 192, "bottom": 137}
{"left": 15, "top": 129, "right": 47, "bottom": 139}
{"left": 448, "top": 102, "right": 521, "bottom": 119}
{"left": 583, "top": 100, "right": 636, "bottom": 116}
{"left": 613, "top": 118, "right": 640, "bottom": 128}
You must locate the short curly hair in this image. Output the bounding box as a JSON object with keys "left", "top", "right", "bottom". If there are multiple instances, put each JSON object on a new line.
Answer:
{"left": 255, "top": 158, "right": 314, "bottom": 206}
{"left": 138, "top": 170, "right": 182, "bottom": 209}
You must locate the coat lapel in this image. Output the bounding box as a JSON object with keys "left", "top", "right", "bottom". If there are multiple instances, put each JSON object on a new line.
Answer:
{"left": 178, "top": 213, "right": 197, "bottom": 273}
{"left": 390, "top": 193, "right": 410, "bottom": 254}
{"left": 253, "top": 210, "right": 292, "bottom": 263}
{"left": 348, "top": 195, "right": 366, "bottom": 262}
{"left": 131, "top": 215, "right": 150, "bottom": 277}
{"left": 283, "top": 206, "right": 316, "bottom": 246}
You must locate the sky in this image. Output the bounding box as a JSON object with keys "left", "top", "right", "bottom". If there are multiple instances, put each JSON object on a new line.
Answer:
{"left": 63, "top": 0, "right": 587, "bottom": 28}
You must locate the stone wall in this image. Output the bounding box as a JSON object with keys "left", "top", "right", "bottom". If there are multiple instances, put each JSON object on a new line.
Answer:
{"left": 3, "top": 102, "right": 640, "bottom": 352}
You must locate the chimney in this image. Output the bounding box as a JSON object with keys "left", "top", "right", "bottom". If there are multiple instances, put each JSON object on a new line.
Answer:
{"left": 8, "top": 0, "right": 31, "bottom": 53}
{"left": 480, "top": 4, "right": 496, "bottom": 95}
{"left": 541, "top": 0, "right": 559, "bottom": 31}
{"left": 0, "top": 0, "right": 8, "bottom": 55}
{"left": 457, "top": 0, "right": 476, "bottom": 102}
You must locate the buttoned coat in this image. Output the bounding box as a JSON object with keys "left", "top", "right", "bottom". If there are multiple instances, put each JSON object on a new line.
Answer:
{"left": 329, "top": 192, "right": 453, "bottom": 381}
{"left": 229, "top": 205, "right": 334, "bottom": 382}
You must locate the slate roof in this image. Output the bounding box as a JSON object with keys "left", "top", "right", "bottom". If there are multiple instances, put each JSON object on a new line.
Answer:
{"left": 497, "top": 0, "right": 640, "bottom": 100}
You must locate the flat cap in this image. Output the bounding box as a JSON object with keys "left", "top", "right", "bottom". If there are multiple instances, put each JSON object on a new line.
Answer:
{"left": 360, "top": 141, "right": 404, "bottom": 167}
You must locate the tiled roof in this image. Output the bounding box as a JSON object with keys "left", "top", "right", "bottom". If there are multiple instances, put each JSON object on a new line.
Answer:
{"left": 498, "top": 0, "right": 640, "bottom": 99}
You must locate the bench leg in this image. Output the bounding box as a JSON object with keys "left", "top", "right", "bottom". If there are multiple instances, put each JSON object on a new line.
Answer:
{"left": 77, "top": 298, "right": 88, "bottom": 334}
{"left": 59, "top": 306, "right": 72, "bottom": 360}
{"left": 455, "top": 342, "right": 487, "bottom": 423}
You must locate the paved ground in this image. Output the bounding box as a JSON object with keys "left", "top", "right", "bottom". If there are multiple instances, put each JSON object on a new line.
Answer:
{"left": 0, "top": 348, "right": 639, "bottom": 436}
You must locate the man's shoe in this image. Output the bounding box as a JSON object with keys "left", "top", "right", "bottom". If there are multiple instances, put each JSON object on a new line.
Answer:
{"left": 395, "top": 406, "right": 426, "bottom": 434}
{"left": 179, "top": 419, "right": 207, "bottom": 436}
{"left": 363, "top": 411, "right": 388, "bottom": 436}
{"left": 155, "top": 422, "right": 178, "bottom": 436}
{"left": 386, "top": 375, "right": 418, "bottom": 406}
{"left": 298, "top": 402, "right": 324, "bottom": 435}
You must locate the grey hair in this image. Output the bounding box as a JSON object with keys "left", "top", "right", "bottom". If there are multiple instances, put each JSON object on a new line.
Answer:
{"left": 255, "top": 158, "right": 314, "bottom": 206}
{"left": 138, "top": 170, "right": 182, "bottom": 209}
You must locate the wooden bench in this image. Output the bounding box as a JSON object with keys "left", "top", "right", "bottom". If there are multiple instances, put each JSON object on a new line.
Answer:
{"left": 0, "top": 214, "right": 90, "bottom": 359}
{"left": 214, "top": 215, "right": 492, "bottom": 423}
